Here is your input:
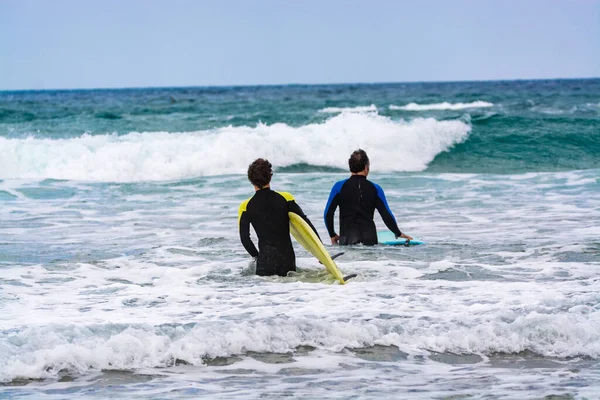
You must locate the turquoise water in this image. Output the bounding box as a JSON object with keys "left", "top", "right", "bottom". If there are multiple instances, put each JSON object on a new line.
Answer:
{"left": 1, "top": 80, "right": 599, "bottom": 399}
{"left": 2, "top": 79, "right": 599, "bottom": 175}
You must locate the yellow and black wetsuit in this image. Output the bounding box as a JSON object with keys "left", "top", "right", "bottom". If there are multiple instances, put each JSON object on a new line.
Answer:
{"left": 238, "top": 188, "right": 320, "bottom": 276}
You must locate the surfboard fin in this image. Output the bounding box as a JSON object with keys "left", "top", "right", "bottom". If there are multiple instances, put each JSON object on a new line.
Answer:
{"left": 319, "top": 252, "right": 344, "bottom": 265}
{"left": 343, "top": 273, "right": 357, "bottom": 281}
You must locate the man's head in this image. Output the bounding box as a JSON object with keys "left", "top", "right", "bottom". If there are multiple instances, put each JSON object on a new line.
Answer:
{"left": 348, "top": 149, "right": 370, "bottom": 174}
{"left": 248, "top": 158, "right": 273, "bottom": 188}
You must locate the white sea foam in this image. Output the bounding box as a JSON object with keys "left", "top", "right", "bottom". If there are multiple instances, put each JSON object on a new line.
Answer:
{"left": 1, "top": 276, "right": 599, "bottom": 382}
{"left": 0, "top": 113, "right": 471, "bottom": 182}
{"left": 318, "top": 104, "right": 378, "bottom": 113}
{"left": 1, "top": 167, "right": 599, "bottom": 390}
{"left": 390, "top": 101, "right": 494, "bottom": 111}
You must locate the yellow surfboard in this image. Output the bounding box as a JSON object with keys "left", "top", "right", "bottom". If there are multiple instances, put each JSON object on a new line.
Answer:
{"left": 288, "top": 212, "right": 347, "bottom": 284}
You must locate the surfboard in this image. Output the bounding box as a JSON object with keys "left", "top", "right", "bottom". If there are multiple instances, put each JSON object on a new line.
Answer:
{"left": 288, "top": 212, "right": 347, "bottom": 284}
{"left": 377, "top": 231, "right": 425, "bottom": 246}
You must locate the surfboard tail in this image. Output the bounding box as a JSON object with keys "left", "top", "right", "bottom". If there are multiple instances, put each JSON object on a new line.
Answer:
{"left": 289, "top": 212, "right": 347, "bottom": 284}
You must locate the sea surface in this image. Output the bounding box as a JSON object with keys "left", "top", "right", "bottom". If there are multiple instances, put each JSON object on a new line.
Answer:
{"left": 1, "top": 79, "right": 599, "bottom": 399}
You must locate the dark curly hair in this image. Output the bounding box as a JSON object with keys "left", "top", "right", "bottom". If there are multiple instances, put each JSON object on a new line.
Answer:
{"left": 348, "top": 149, "right": 369, "bottom": 173}
{"left": 247, "top": 158, "right": 273, "bottom": 188}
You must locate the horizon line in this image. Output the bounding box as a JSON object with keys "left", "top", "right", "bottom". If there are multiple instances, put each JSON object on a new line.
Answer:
{"left": 1, "top": 76, "right": 599, "bottom": 93}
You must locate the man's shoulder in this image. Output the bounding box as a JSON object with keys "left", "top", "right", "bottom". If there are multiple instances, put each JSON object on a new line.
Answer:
{"left": 368, "top": 181, "right": 387, "bottom": 196}
{"left": 331, "top": 178, "right": 349, "bottom": 192}
{"left": 368, "top": 180, "right": 382, "bottom": 189}
{"left": 238, "top": 196, "right": 253, "bottom": 212}
{"left": 275, "top": 191, "right": 295, "bottom": 202}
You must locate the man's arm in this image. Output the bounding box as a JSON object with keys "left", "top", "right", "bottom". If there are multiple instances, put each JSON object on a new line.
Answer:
{"left": 276, "top": 191, "right": 322, "bottom": 241}
{"left": 288, "top": 201, "right": 321, "bottom": 241}
{"left": 238, "top": 201, "right": 258, "bottom": 257}
{"left": 374, "top": 184, "right": 404, "bottom": 238}
{"left": 324, "top": 181, "right": 344, "bottom": 241}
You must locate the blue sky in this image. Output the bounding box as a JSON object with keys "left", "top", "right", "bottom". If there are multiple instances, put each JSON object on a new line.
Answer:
{"left": 1, "top": 0, "right": 599, "bottom": 90}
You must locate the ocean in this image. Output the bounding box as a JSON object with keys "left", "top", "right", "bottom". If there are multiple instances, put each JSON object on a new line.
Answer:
{"left": 0, "top": 79, "right": 599, "bottom": 399}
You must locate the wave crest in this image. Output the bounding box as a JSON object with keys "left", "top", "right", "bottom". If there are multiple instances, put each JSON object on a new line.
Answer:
{"left": 390, "top": 101, "right": 494, "bottom": 111}
{"left": 318, "top": 104, "right": 378, "bottom": 113}
{"left": 0, "top": 113, "right": 471, "bottom": 182}
{"left": 2, "top": 311, "right": 599, "bottom": 382}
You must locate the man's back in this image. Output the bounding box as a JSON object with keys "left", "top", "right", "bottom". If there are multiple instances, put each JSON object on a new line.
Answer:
{"left": 240, "top": 189, "right": 293, "bottom": 249}
{"left": 324, "top": 175, "right": 400, "bottom": 245}
{"left": 239, "top": 185, "right": 320, "bottom": 276}
{"left": 325, "top": 149, "right": 411, "bottom": 246}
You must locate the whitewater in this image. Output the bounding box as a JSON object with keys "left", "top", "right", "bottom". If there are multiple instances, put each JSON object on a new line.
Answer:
{"left": 0, "top": 113, "right": 470, "bottom": 181}
{"left": 1, "top": 79, "right": 599, "bottom": 399}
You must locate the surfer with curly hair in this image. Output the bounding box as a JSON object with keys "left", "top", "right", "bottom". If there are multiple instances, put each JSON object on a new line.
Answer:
{"left": 238, "top": 158, "right": 321, "bottom": 276}
{"left": 324, "top": 149, "right": 413, "bottom": 245}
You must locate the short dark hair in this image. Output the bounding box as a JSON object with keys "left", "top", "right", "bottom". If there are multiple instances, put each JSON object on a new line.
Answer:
{"left": 247, "top": 158, "right": 273, "bottom": 188}
{"left": 348, "top": 149, "right": 369, "bottom": 173}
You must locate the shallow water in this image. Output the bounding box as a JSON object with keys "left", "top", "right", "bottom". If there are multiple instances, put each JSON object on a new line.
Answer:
{"left": 1, "top": 80, "right": 599, "bottom": 398}
{"left": 1, "top": 170, "right": 599, "bottom": 399}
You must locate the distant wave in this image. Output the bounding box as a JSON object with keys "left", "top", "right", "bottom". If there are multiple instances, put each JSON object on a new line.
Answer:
{"left": 390, "top": 101, "right": 494, "bottom": 111}
{"left": 318, "top": 104, "right": 377, "bottom": 113}
{"left": 0, "top": 113, "right": 471, "bottom": 182}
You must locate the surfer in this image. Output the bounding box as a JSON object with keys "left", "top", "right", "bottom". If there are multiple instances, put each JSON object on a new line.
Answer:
{"left": 324, "top": 149, "right": 413, "bottom": 245}
{"left": 238, "top": 158, "right": 321, "bottom": 276}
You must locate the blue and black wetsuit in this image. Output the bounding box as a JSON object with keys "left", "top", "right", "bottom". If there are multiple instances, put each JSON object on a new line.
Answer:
{"left": 238, "top": 188, "right": 320, "bottom": 276}
{"left": 324, "top": 175, "right": 402, "bottom": 245}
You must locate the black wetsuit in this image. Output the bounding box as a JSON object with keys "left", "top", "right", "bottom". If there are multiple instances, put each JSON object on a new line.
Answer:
{"left": 324, "top": 175, "right": 402, "bottom": 245}
{"left": 238, "top": 188, "right": 320, "bottom": 276}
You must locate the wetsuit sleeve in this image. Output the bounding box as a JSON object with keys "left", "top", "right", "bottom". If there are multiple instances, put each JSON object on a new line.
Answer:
{"left": 278, "top": 191, "right": 322, "bottom": 241}
{"left": 238, "top": 200, "right": 258, "bottom": 257}
{"left": 374, "top": 183, "right": 402, "bottom": 237}
{"left": 324, "top": 180, "right": 344, "bottom": 238}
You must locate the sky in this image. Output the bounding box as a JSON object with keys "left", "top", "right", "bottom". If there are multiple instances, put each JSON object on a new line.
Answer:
{"left": 1, "top": 0, "right": 599, "bottom": 90}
